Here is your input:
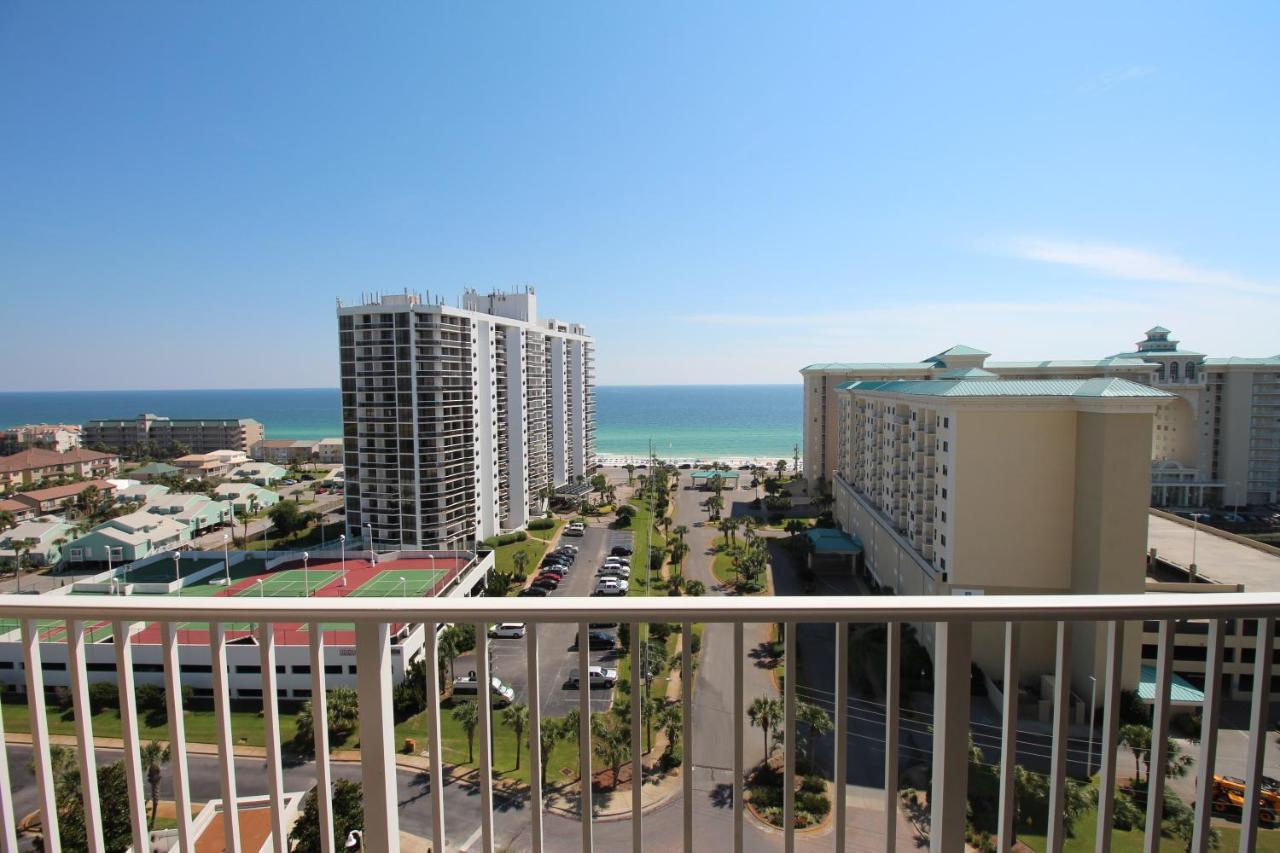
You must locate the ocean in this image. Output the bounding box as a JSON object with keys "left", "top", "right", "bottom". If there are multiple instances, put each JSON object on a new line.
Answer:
{"left": 0, "top": 385, "right": 802, "bottom": 462}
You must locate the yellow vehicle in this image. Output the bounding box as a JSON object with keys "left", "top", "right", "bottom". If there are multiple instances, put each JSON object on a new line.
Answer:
{"left": 1211, "top": 774, "right": 1280, "bottom": 825}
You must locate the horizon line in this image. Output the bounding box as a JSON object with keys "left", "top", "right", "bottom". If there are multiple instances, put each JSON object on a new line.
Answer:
{"left": 0, "top": 382, "right": 803, "bottom": 394}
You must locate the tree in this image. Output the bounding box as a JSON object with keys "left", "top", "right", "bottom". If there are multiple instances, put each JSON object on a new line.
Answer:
{"left": 294, "top": 687, "right": 360, "bottom": 751}
{"left": 539, "top": 717, "right": 566, "bottom": 786}
{"left": 267, "top": 500, "right": 309, "bottom": 541}
{"left": 48, "top": 757, "right": 135, "bottom": 852}
{"left": 672, "top": 525, "right": 688, "bottom": 544}
{"left": 625, "top": 464, "right": 635, "bottom": 485}
{"left": 452, "top": 700, "right": 480, "bottom": 763}
{"left": 703, "top": 494, "right": 724, "bottom": 520}
{"left": 512, "top": 549, "right": 530, "bottom": 579}
{"left": 439, "top": 627, "right": 461, "bottom": 685}
{"left": 1120, "top": 724, "right": 1150, "bottom": 784}
{"left": 503, "top": 703, "right": 530, "bottom": 770}
{"left": 655, "top": 699, "right": 682, "bottom": 760}
{"left": 289, "top": 779, "right": 364, "bottom": 853}
{"left": 749, "top": 696, "right": 783, "bottom": 759}
{"left": 76, "top": 484, "right": 103, "bottom": 520}
{"left": 685, "top": 579, "right": 706, "bottom": 596}
{"left": 590, "top": 473, "right": 608, "bottom": 499}
{"left": 139, "top": 740, "right": 171, "bottom": 828}
{"left": 784, "top": 519, "right": 808, "bottom": 537}
{"left": 775, "top": 459, "right": 787, "bottom": 478}
{"left": 797, "top": 702, "right": 833, "bottom": 766}
{"left": 0, "top": 510, "right": 13, "bottom": 532}
{"left": 594, "top": 720, "right": 631, "bottom": 787}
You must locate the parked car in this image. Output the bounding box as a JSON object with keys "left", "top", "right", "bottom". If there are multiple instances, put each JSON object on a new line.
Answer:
{"left": 610, "top": 545, "right": 633, "bottom": 557}
{"left": 451, "top": 671, "right": 516, "bottom": 705}
{"left": 589, "top": 621, "right": 619, "bottom": 630}
{"left": 488, "top": 622, "right": 526, "bottom": 639}
{"left": 574, "top": 630, "right": 617, "bottom": 650}
{"left": 596, "top": 567, "right": 629, "bottom": 580}
{"left": 593, "top": 578, "right": 629, "bottom": 596}
{"left": 300, "top": 474, "right": 315, "bottom": 481}
{"left": 563, "top": 526, "right": 584, "bottom": 538}
{"left": 568, "top": 665, "right": 618, "bottom": 689}
{"left": 539, "top": 566, "right": 568, "bottom": 578}
{"left": 518, "top": 587, "right": 549, "bottom": 597}
{"left": 531, "top": 578, "right": 560, "bottom": 591}
{"left": 281, "top": 478, "right": 298, "bottom": 485}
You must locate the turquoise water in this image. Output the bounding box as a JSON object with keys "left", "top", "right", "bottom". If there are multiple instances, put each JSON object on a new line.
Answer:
{"left": 0, "top": 385, "right": 802, "bottom": 460}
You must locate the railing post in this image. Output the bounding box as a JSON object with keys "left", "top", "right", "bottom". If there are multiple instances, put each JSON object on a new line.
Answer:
{"left": 162, "top": 622, "right": 194, "bottom": 850}
{"left": 996, "top": 622, "right": 1019, "bottom": 852}
{"left": 113, "top": 620, "right": 150, "bottom": 852}
{"left": 885, "top": 621, "right": 900, "bottom": 851}
{"left": 425, "top": 623, "right": 447, "bottom": 853}
{"left": 355, "top": 621, "right": 400, "bottom": 852}
{"left": 475, "top": 623, "right": 495, "bottom": 852}
{"left": 21, "top": 620, "right": 60, "bottom": 852}
{"left": 834, "top": 621, "right": 848, "bottom": 853}
{"left": 1143, "top": 620, "right": 1175, "bottom": 850}
{"left": 929, "top": 620, "right": 971, "bottom": 851}
{"left": 259, "top": 622, "right": 288, "bottom": 853}
{"left": 308, "top": 624, "right": 334, "bottom": 853}
{"left": 1047, "top": 622, "right": 1072, "bottom": 853}
{"left": 578, "top": 619, "right": 594, "bottom": 853}
{"left": 526, "top": 622, "right": 543, "bottom": 853}
{"left": 210, "top": 623, "right": 242, "bottom": 853}
{"left": 632, "top": 622, "right": 645, "bottom": 852}
{"left": 1241, "top": 617, "right": 1275, "bottom": 850}
{"left": 66, "top": 620, "right": 105, "bottom": 853}
{"left": 784, "top": 620, "right": 797, "bottom": 853}
{"left": 0, "top": 689, "right": 17, "bottom": 853}
{"left": 683, "top": 619, "right": 695, "bottom": 853}
{"left": 1191, "top": 619, "right": 1224, "bottom": 853}
{"left": 1095, "top": 621, "right": 1125, "bottom": 853}
{"left": 733, "top": 621, "right": 745, "bottom": 853}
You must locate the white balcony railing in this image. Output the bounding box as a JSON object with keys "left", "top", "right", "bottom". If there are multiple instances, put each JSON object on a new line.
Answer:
{"left": 1, "top": 592, "right": 1278, "bottom": 852}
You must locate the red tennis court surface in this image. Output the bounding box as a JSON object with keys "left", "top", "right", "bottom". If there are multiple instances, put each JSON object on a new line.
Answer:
{"left": 103, "top": 555, "right": 473, "bottom": 647}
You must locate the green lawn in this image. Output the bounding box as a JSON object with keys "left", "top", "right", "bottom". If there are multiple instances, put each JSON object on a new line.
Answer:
{"left": 627, "top": 497, "right": 666, "bottom": 598}
{"left": 527, "top": 519, "right": 564, "bottom": 541}
{"left": 1012, "top": 802, "right": 1280, "bottom": 852}
{"left": 1, "top": 699, "right": 272, "bottom": 747}
{"left": 491, "top": 537, "right": 548, "bottom": 577}
{"left": 245, "top": 520, "right": 345, "bottom": 551}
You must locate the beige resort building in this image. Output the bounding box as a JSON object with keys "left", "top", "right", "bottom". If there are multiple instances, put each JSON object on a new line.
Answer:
{"left": 803, "top": 327, "right": 1280, "bottom": 509}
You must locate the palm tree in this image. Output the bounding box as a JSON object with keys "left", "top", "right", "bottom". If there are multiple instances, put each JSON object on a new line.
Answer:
{"left": 502, "top": 703, "right": 529, "bottom": 770}
{"left": 748, "top": 696, "right": 783, "bottom": 759}
{"left": 774, "top": 459, "right": 787, "bottom": 478}
{"left": 656, "top": 700, "right": 682, "bottom": 758}
{"left": 624, "top": 464, "right": 635, "bottom": 486}
{"left": 797, "top": 702, "right": 833, "bottom": 766}
{"left": 538, "top": 717, "right": 565, "bottom": 786}
{"left": 717, "top": 517, "right": 734, "bottom": 547}
{"left": 0, "top": 510, "right": 14, "bottom": 533}
{"left": 672, "top": 525, "right": 688, "bottom": 544}
{"left": 594, "top": 722, "right": 631, "bottom": 787}
{"left": 51, "top": 536, "right": 68, "bottom": 570}
{"left": 139, "top": 740, "right": 171, "bottom": 828}
{"left": 1119, "top": 723, "right": 1150, "bottom": 784}
{"left": 642, "top": 695, "right": 665, "bottom": 752}
{"left": 512, "top": 550, "right": 530, "bottom": 579}
{"left": 452, "top": 700, "right": 480, "bottom": 763}
{"left": 438, "top": 628, "right": 461, "bottom": 686}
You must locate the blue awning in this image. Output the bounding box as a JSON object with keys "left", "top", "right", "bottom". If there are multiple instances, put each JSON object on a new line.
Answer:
{"left": 804, "top": 528, "right": 863, "bottom": 556}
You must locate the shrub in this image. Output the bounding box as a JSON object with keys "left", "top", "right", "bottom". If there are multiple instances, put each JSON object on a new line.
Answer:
{"left": 798, "top": 790, "right": 830, "bottom": 817}
{"left": 800, "top": 774, "right": 825, "bottom": 794}
{"left": 768, "top": 513, "right": 784, "bottom": 525}
{"left": 528, "top": 518, "right": 555, "bottom": 531}
{"left": 749, "top": 785, "right": 783, "bottom": 809}
{"left": 689, "top": 632, "right": 701, "bottom": 657}
{"left": 135, "top": 683, "right": 165, "bottom": 713}
{"left": 88, "top": 682, "right": 119, "bottom": 714}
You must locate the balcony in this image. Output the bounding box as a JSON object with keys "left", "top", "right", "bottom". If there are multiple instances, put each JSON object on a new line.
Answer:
{"left": 1, "top": 592, "right": 1278, "bottom": 851}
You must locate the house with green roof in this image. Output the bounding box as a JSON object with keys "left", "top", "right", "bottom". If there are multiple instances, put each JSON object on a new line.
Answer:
{"left": 130, "top": 461, "right": 182, "bottom": 482}
{"left": 213, "top": 482, "right": 281, "bottom": 513}
{"left": 0, "top": 520, "right": 74, "bottom": 567}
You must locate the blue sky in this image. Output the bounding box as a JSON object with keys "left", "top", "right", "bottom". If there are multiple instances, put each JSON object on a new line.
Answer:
{"left": 2, "top": 2, "right": 1276, "bottom": 390}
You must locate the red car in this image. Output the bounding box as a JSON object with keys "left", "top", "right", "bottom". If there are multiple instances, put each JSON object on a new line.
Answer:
{"left": 532, "top": 574, "right": 562, "bottom": 587}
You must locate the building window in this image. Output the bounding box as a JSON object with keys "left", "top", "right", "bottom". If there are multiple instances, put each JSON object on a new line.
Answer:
{"left": 940, "top": 534, "right": 947, "bottom": 546}
{"left": 325, "top": 665, "right": 343, "bottom": 675}
{"left": 1170, "top": 362, "right": 1180, "bottom": 382}
{"left": 236, "top": 665, "right": 262, "bottom": 674}
{"left": 943, "top": 417, "right": 949, "bottom": 428}
{"left": 1186, "top": 361, "right": 1196, "bottom": 381}
{"left": 942, "top": 488, "right": 947, "bottom": 499}
{"left": 942, "top": 441, "right": 948, "bottom": 452}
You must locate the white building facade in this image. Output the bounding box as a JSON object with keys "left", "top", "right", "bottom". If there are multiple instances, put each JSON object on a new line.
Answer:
{"left": 337, "top": 288, "right": 596, "bottom": 550}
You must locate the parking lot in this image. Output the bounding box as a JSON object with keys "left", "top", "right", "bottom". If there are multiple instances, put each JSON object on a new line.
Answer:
{"left": 458, "top": 524, "right": 634, "bottom": 717}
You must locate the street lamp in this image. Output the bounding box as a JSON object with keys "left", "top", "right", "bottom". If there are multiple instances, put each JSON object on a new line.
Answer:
{"left": 257, "top": 578, "right": 265, "bottom": 599}
{"left": 172, "top": 551, "right": 181, "bottom": 598}
{"left": 1190, "top": 512, "right": 1207, "bottom": 577}
{"left": 365, "top": 522, "right": 375, "bottom": 566}
{"left": 340, "top": 534, "right": 347, "bottom": 588}
{"left": 222, "top": 533, "right": 231, "bottom": 588}
{"left": 399, "top": 575, "right": 407, "bottom": 597}
{"left": 303, "top": 551, "right": 311, "bottom": 597}
{"left": 1086, "top": 674, "right": 1097, "bottom": 776}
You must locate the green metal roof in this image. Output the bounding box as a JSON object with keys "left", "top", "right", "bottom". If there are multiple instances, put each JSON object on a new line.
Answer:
{"left": 837, "top": 377, "right": 1174, "bottom": 399}
{"left": 804, "top": 527, "right": 863, "bottom": 555}
{"left": 929, "top": 345, "right": 991, "bottom": 358}
{"left": 937, "top": 367, "right": 999, "bottom": 379}
{"left": 987, "top": 358, "right": 1152, "bottom": 370}
{"left": 131, "top": 462, "right": 180, "bottom": 474}
{"left": 1137, "top": 664, "right": 1204, "bottom": 704}
{"left": 1146, "top": 326, "right": 1171, "bottom": 335}
{"left": 690, "top": 470, "right": 739, "bottom": 480}
{"left": 1203, "top": 356, "right": 1280, "bottom": 366}
{"left": 802, "top": 362, "right": 932, "bottom": 372}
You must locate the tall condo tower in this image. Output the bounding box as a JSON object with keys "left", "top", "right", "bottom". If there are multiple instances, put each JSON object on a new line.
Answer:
{"left": 337, "top": 288, "right": 596, "bottom": 550}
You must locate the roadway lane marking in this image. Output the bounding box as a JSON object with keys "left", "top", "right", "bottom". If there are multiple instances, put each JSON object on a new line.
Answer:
{"left": 459, "top": 824, "right": 484, "bottom": 851}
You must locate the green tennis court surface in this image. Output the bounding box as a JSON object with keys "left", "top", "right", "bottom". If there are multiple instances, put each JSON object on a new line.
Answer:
{"left": 347, "top": 569, "right": 447, "bottom": 597}
{"left": 233, "top": 568, "right": 339, "bottom": 598}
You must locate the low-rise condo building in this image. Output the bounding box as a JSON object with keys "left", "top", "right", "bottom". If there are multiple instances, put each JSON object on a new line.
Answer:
{"left": 338, "top": 288, "right": 596, "bottom": 550}
{"left": 0, "top": 447, "right": 121, "bottom": 490}
{"left": 7, "top": 479, "right": 119, "bottom": 515}
{"left": 173, "top": 450, "right": 250, "bottom": 479}
{"left": 0, "top": 519, "right": 74, "bottom": 567}
{"left": 252, "top": 438, "right": 344, "bottom": 465}
{"left": 0, "top": 423, "right": 82, "bottom": 453}
{"left": 803, "top": 328, "right": 1280, "bottom": 508}
{"left": 84, "top": 414, "right": 265, "bottom": 455}
{"left": 830, "top": 374, "right": 1172, "bottom": 693}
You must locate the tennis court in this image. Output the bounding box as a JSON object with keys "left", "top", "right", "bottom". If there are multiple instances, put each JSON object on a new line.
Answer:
{"left": 346, "top": 568, "right": 447, "bottom": 597}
